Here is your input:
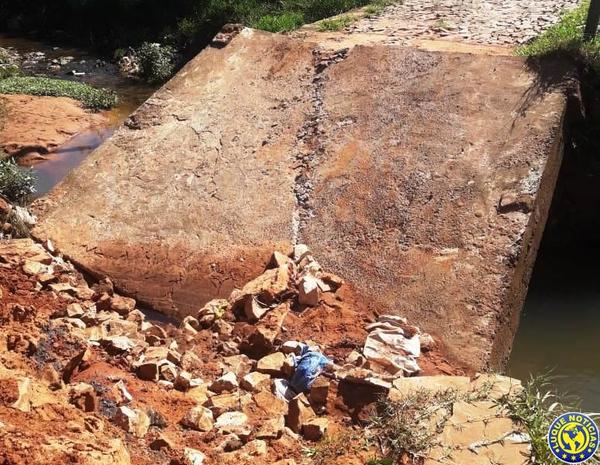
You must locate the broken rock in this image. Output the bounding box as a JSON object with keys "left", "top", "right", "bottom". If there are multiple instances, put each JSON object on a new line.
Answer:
{"left": 181, "top": 406, "right": 214, "bottom": 432}
{"left": 240, "top": 372, "right": 270, "bottom": 392}
{"left": 205, "top": 392, "right": 250, "bottom": 417}
{"left": 309, "top": 377, "right": 330, "bottom": 406}
{"left": 198, "top": 299, "right": 229, "bottom": 327}
{"left": 256, "top": 352, "right": 287, "bottom": 376}
{"left": 114, "top": 406, "right": 150, "bottom": 438}
{"left": 210, "top": 372, "right": 239, "bottom": 393}
{"left": 109, "top": 295, "right": 136, "bottom": 315}
{"left": 256, "top": 415, "right": 285, "bottom": 439}
{"left": 298, "top": 275, "right": 320, "bottom": 307}
{"left": 214, "top": 411, "right": 251, "bottom": 437}
{"left": 68, "top": 382, "right": 98, "bottom": 412}
{"left": 183, "top": 448, "right": 206, "bottom": 465}
{"left": 286, "top": 394, "right": 315, "bottom": 434}
{"left": 302, "top": 417, "right": 329, "bottom": 441}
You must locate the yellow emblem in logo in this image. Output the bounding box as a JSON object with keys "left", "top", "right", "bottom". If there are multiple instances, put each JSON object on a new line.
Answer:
{"left": 548, "top": 412, "right": 599, "bottom": 464}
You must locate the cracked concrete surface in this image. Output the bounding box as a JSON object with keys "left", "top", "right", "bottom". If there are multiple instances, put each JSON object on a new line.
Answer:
{"left": 33, "top": 28, "right": 568, "bottom": 371}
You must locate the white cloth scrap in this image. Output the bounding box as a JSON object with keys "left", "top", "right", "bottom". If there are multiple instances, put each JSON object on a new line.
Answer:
{"left": 363, "top": 315, "right": 421, "bottom": 376}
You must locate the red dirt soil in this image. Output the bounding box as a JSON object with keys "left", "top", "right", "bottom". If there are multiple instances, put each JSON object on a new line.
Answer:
{"left": 0, "top": 239, "right": 463, "bottom": 465}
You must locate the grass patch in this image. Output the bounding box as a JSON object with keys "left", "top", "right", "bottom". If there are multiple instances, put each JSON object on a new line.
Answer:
{"left": 363, "top": 0, "right": 395, "bottom": 17}
{"left": 498, "top": 374, "right": 599, "bottom": 465}
{"left": 0, "top": 158, "right": 36, "bottom": 205}
{"left": 517, "top": 1, "right": 600, "bottom": 72}
{"left": 253, "top": 12, "right": 306, "bottom": 32}
{"left": 370, "top": 390, "right": 459, "bottom": 461}
{"left": 0, "top": 77, "right": 117, "bottom": 110}
{"left": 302, "top": 430, "right": 368, "bottom": 465}
{"left": 317, "top": 14, "right": 357, "bottom": 32}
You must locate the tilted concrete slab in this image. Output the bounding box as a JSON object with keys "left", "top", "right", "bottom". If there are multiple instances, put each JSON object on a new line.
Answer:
{"left": 33, "top": 29, "right": 567, "bottom": 371}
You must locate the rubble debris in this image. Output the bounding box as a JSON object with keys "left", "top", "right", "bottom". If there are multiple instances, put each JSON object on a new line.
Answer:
{"left": 1, "top": 239, "right": 511, "bottom": 465}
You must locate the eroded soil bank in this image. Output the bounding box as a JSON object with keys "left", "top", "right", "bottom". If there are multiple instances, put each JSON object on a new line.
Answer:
{"left": 0, "top": 94, "right": 108, "bottom": 159}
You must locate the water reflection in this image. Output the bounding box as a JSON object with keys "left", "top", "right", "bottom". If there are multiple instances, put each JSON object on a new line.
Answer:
{"left": 30, "top": 128, "right": 115, "bottom": 197}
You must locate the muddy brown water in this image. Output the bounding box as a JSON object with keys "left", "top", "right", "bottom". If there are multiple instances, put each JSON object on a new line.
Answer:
{"left": 508, "top": 248, "right": 600, "bottom": 412}
{"left": 0, "top": 34, "right": 156, "bottom": 196}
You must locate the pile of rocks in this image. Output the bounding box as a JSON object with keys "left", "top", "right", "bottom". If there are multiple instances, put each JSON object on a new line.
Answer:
{"left": 0, "top": 197, "right": 37, "bottom": 239}
{"left": 0, "top": 238, "right": 530, "bottom": 465}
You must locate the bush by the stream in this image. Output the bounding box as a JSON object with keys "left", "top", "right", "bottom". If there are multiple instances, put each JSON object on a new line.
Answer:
{"left": 0, "top": 159, "right": 36, "bottom": 205}
{"left": 135, "top": 42, "right": 176, "bottom": 83}
{"left": 0, "top": 77, "right": 118, "bottom": 110}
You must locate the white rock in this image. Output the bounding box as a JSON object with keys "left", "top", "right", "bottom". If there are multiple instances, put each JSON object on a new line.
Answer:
{"left": 183, "top": 448, "right": 205, "bottom": 465}
{"left": 210, "top": 372, "right": 238, "bottom": 393}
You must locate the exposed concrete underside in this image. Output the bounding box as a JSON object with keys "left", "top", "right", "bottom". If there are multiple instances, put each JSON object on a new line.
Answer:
{"left": 33, "top": 29, "right": 566, "bottom": 371}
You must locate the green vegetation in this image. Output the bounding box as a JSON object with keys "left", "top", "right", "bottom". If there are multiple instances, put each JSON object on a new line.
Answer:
{"left": 498, "top": 375, "right": 599, "bottom": 465}
{"left": 254, "top": 12, "right": 305, "bottom": 32}
{"left": 135, "top": 42, "right": 175, "bottom": 83}
{"left": 363, "top": 0, "right": 394, "bottom": 17}
{"left": 0, "top": 159, "right": 36, "bottom": 205}
{"left": 302, "top": 431, "right": 368, "bottom": 465}
{"left": 0, "top": 0, "right": 399, "bottom": 52}
{"left": 517, "top": 1, "right": 600, "bottom": 71}
{"left": 370, "top": 390, "right": 459, "bottom": 461}
{"left": 0, "top": 77, "right": 118, "bottom": 110}
{"left": 317, "top": 14, "right": 357, "bottom": 32}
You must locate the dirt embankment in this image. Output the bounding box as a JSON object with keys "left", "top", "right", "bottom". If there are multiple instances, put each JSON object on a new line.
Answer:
{"left": 0, "top": 94, "right": 107, "bottom": 161}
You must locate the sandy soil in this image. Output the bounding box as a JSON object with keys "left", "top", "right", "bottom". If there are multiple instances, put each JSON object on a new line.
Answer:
{"left": 0, "top": 94, "right": 107, "bottom": 159}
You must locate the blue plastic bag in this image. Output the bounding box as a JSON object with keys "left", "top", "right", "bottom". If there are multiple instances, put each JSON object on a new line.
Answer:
{"left": 289, "top": 344, "right": 332, "bottom": 393}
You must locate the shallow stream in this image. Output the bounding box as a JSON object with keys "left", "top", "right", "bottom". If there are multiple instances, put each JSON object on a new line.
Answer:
{"left": 0, "top": 34, "right": 156, "bottom": 196}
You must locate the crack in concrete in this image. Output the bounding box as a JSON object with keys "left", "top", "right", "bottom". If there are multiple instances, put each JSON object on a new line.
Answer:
{"left": 291, "top": 47, "right": 349, "bottom": 245}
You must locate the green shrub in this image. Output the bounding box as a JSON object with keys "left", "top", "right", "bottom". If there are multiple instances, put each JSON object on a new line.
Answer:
{"left": 177, "top": 17, "right": 203, "bottom": 45}
{"left": 135, "top": 42, "right": 175, "bottom": 83}
{"left": 0, "top": 64, "right": 21, "bottom": 80}
{"left": 0, "top": 158, "right": 36, "bottom": 204}
{"left": 363, "top": 0, "right": 394, "bottom": 17}
{"left": 253, "top": 12, "right": 305, "bottom": 32}
{"left": 497, "top": 374, "right": 579, "bottom": 465}
{"left": 0, "top": 76, "right": 117, "bottom": 110}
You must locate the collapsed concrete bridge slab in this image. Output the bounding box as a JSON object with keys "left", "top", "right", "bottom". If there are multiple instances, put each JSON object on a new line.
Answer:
{"left": 33, "top": 28, "right": 567, "bottom": 371}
